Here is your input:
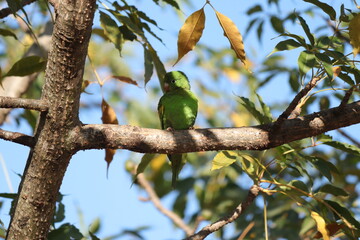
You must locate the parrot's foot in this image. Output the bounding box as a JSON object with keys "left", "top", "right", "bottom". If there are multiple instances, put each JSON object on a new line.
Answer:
{"left": 188, "top": 126, "right": 195, "bottom": 130}
{"left": 166, "top": 127, "right": 175, "bottom": 131}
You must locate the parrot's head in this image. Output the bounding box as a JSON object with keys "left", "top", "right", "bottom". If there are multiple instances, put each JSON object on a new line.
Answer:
{"left": 163, "top": 71, "right": 190, "bottom": 92}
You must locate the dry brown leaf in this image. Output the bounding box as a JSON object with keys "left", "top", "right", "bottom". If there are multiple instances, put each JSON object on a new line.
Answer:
{"left": 112, "top": 75, "right": 138, "bottom": 86}
{"left": 311, "top": 211, "right": 330, "bottom": 240}
{"left": 349, "top": 14, "right": 360, "bottom": 56}
{"left": 174, "top": 7, "right": 206, "bottom": 65}
{"left": 101, "top": 98, "right": 119, "bottom": 174}
{"left": 215, "top": 10, "right": 249, "bottom": 71}
{"left": 101, "top": 98, "right": 119, "bottom": 124}
{"left": 314, "top": 222, "right": 344, "bottom": 239}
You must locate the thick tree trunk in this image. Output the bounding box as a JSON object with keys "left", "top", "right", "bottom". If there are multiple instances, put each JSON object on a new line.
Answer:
{"left": 6, "top": 1, "right": 96, "bottom": 239}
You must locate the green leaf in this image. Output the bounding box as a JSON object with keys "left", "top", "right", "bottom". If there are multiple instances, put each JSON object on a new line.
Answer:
{"left": 134, "top": 153, "right": 155, "bottom": 179}
{"left": 319, "top": 184, "right": 349, "bottom": 197}
{"left": 237, "top": 96, "right": 270, "bottom": 124}
{"left": 303, "top": 0, "right": 336, "bottom": 20}
{"left": 257, "top": 20, "right": 264, "bottom": 41}
{"left": 255, "top": 93, "right": 273, "bottom": 123}
{"left": 315, "top": 52, "right": 333, "bottom": 79}
{"left": 270, "top": 16, "right": 284, "bottom": 33}
{"left": 269, "top": 39, "right": 302, "bottom": 56}
{"left": 4, "top": 56, "right": 46, "bottom": 77}
{"left": 99, "top": 11, "right": 123, "bottom": 55}
{"left": 340, "top": 4, "right": 350, "bottom": 22}
{"left": 280, "top": 33, "right": 307, "bottom": 46}
{"left": 0, "top": 28, "right": 17, "bottom": 40}
{"left": 0, "top": 193, "right": 17, "bottom": 199}
{"left": 247, "top": 5, "right": 262, "bottom": 15}
{"left": 309, "top": 156, "right": 339, "bottom": 182}
{"left": 48, "top": 223, "right": 84, "bottom": 240}
{"left": 238, "top": 153, "right": 260, "bottom": 182}
{"left": 211, "top": 151, "right": 238, "bottom": 170}
{"left": 298, "top": 50, "right": 316, "bottom": 76}
{"left": 325, "top": 200, "right": 360, "bottom": 229}
{"left": 323, "top": 141, "right": 360, "bottom": 156}
{"left": 89, "top": 231, "right": 101, "bottom": 240}
{"left": 143, "top": 46, "right": 154, "bottom": 86}
{"left": 289, "top": 180, "right": 309, "bottom": 195}
{"left": 297, "top": 15, "right": 315, "bottom": 46}
{"left": 119, "top": 25, "right": 137, "bottom": 41}
{"left": 147, "top": 44, "right": 166, "bottom": 91}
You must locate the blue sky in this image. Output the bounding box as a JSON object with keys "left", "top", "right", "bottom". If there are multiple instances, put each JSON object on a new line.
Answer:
{"left": 1, "top": 0, "right": 360, "bottom": 239}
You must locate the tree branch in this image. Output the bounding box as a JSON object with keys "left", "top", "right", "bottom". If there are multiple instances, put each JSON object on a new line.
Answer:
{"left": 185, "top": 185, "right": 260, "bottom": 240}
{"left": 0, "top": 129, "right": 35, "bottom": 147}
{"left": 71, "top": 101, "right": 360, "bottom": 154}
{"left": 0, "top": 0, "right": 37, "bottom": 19}
{"left": 136, "top": 173, "right": 193, "bottom": 236}
{"left": 275, "top": 77, "right": 321, "bottom": 125}
{"left": 0, "top": 96, "right": 48, "bottom": 112}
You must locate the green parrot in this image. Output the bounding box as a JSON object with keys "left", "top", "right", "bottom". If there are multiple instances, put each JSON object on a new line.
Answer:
{"left": 158, "top": 71, "right": 198, "bottom": 187}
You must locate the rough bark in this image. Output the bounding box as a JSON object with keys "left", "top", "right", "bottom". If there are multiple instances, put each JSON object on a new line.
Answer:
{"left": 6, "top": 0, "right": 96, "bottom": 239}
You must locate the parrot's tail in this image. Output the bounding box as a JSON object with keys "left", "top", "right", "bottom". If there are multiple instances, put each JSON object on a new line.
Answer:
{"left": 168, "top": 154, "right": 186, "bottom": 188}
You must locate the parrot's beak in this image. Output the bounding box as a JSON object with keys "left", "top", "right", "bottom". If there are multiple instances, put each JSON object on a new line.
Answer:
{"left": 164, "top": 82, "right": 170, "bottom": 92}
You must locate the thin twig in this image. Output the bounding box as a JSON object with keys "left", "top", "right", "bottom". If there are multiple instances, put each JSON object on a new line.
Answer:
{"left": 339, "top": 85, "right": 357, "bottom": 107}
{"left": 186, "top": 185, "right": 260, "bottom": 240}
{"left": 136, "top": 173, "right": 194, "bottom": 236}
{"left": 0, "top": 0, "right": 37, "bottom": 19}
{"left": 275, "top": 77, "right": 321, "bottom": 127}
{"left": 337, "top": 129, "right": 360, "bottom": 147}
{"left": 0, "top": 96, "right": 48, "bottom": 112}
{"left": 0, "top": 128, "right": 35, "bottom": 147}
{"left": 237, "top": 221, "right": 255, "bottom": 240}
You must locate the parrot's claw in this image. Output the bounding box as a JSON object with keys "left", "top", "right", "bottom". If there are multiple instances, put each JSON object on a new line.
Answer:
{"left": 188, "top": 126, "right": 195, "bottom": 130}
{"left": 166, "top": 127, "right": 175, "bottom": 131}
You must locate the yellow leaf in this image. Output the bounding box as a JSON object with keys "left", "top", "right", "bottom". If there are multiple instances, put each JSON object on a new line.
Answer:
{"left": 311, "top": 211, "right": 330, "bottom": 240}
{"left": 101, "top": 98, "right": 118, "bottom": 124}
{"left": 332, "top": 66, "right": 341, "bottom": 79}
{"left": 150, "top": 154, "right": 167, "bottom": 172}
{"left": 174, "top": 8, "right": 206, "bottom": 65}
{"left": 349, "top": 14, "right": 360, "bottom": 56}
{"left": 211, "top": 151, "right": 238, "bottom": 171}
{"left": 215, "top": 10, "right": 249, "bottom": 71}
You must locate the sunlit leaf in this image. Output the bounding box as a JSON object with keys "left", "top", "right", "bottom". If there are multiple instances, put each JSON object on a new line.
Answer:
{"left": 319, "top": 184, "right": 349, "bottom": 197}
{"left": 174, "top": 7, "right": 205, "bottom": 65}
{"left": 48, "top": 223, "right": 84, "bottom": 240}
{"left": 269, "top": 39, "right": 302, "bottom": 56}
{"left": 315, "top": 52, "right": 333, "bottom": 79}
{"left": 237, "top": 96, "right": 271, "bottom": 124}
{"left": 135, "top": 153, "right": 156, "bottom": 179}
{"left": 238, "top": 153, "right": 260, "bottom": 182}
{"left": 215, "top": 10, "right": 249, "bottom": 70}
{"left": 4, "top": 56, "right": 46, "bottom": 78}
{"left": 298, "top": 50, "right": 316, "bottom": 76}
{"left": 304, "top": 0, "right": 336, "bottom": 20}
{"left": 322, "top": 140, "right": 360, "bottom": 156}
{"left": 349, "top": 13, "right": 360, "bottom": 56}
{"left": 211, "top": 151, "right": 238, "bottom": 170}
{"left": 99, "top": 11, "right": 123, "bottom": 55}
{"left": 311, "top": 211, "right": 330, "bottom": 240}
{"left": 147, "top": 44, "right": 166, "bottom": 91}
